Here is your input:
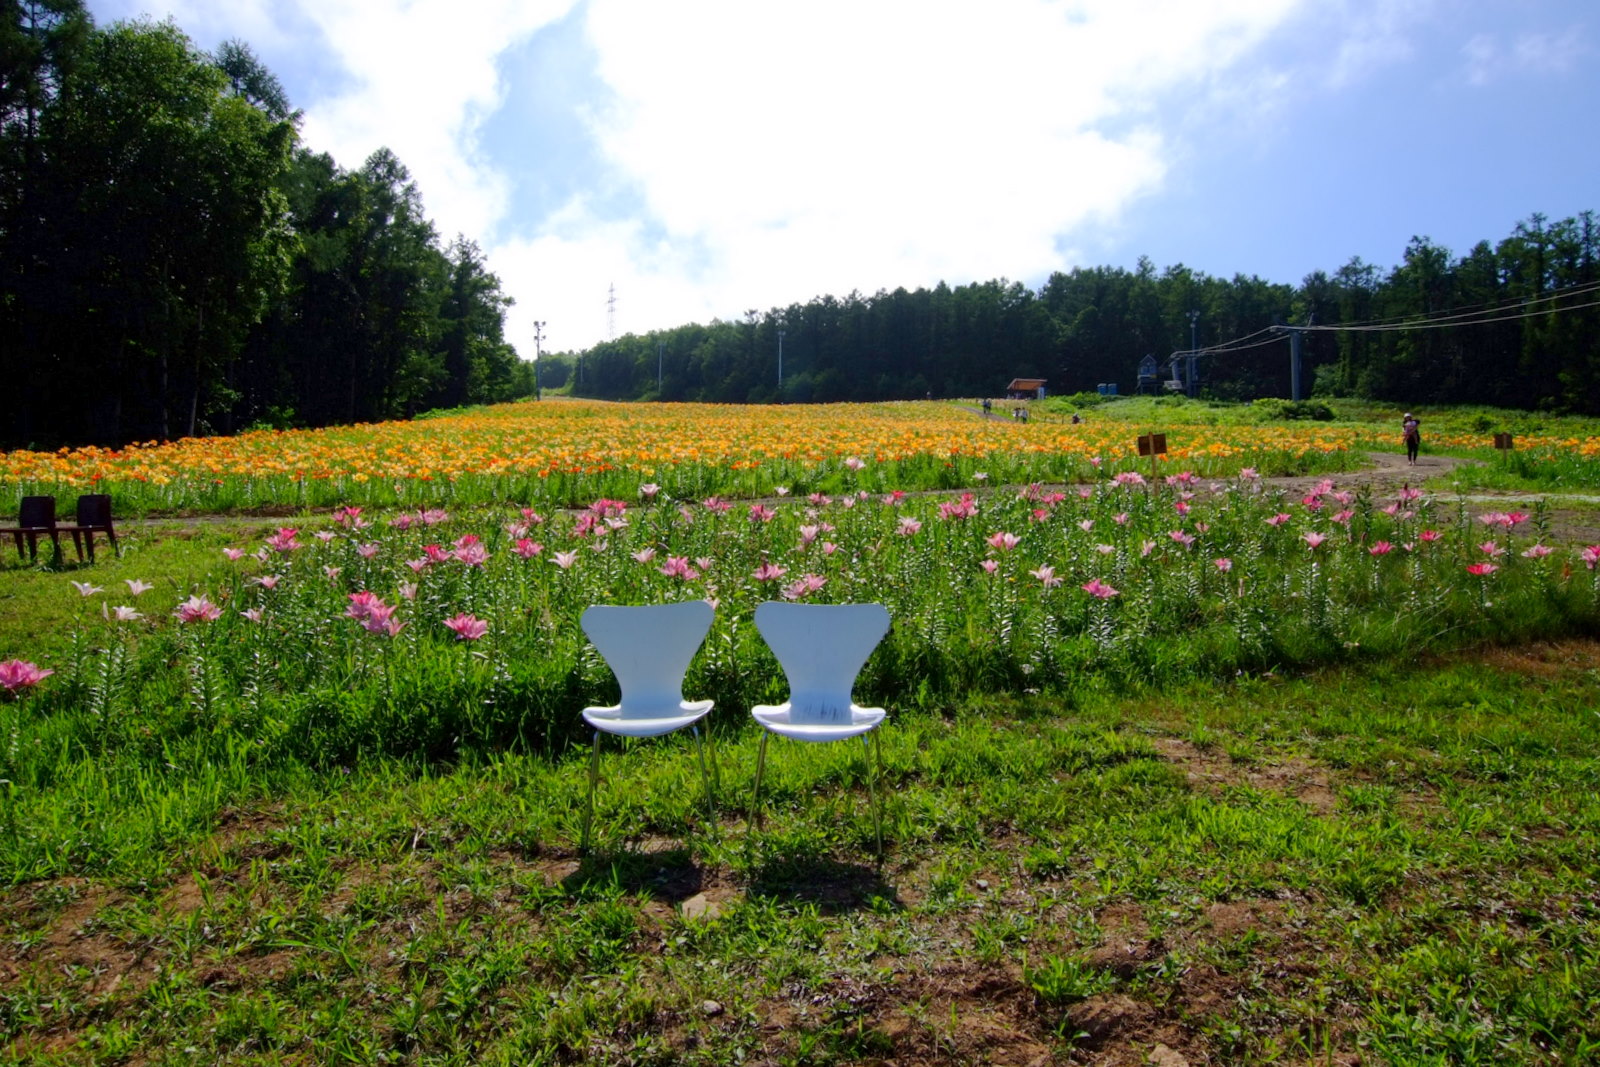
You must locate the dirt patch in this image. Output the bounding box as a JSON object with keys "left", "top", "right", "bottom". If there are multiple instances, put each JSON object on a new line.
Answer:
{"left": 162, "top": 872, "right": 209, "bottom": 914}
{"left": 1468, "top": 638, "right": 1600, "bottom": 678}
{"left": 1153, "top": 737, "right": 1339, "bottom": 814}
{"left": 9, "top": 881, "right": 159, "bottom": 1002}
{"left": 1199, "top": 898, "right": 1283, "bottom": 940}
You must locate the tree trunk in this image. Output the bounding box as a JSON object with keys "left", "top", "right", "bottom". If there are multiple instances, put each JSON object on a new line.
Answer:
{"left": 188, "top": 299, "right": 203, "bottom": 438}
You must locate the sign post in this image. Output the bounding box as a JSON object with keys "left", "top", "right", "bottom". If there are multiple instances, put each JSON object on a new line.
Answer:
{"left": 1493, "top": 433, "right": 1514, "bottom": 466}
{"left": 1136, "top": 432, "right": 1167, "bottom": 481}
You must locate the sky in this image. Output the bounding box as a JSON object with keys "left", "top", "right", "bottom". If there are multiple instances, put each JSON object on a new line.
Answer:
{"left": 86, "top": 0, "right": 1599, "bottom": 359}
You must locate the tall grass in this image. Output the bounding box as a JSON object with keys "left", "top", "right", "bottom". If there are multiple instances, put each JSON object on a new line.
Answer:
{"left": 4, "top": 471, "right": 1597, "bottom": 884}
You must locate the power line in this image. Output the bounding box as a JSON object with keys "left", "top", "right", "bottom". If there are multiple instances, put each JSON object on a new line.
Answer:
{"left": 1194, "top": 326, "right": 1279, "bottom": 354}
{"left": 1175, "top": 280, "right": 1600, "bottom": 361}
{"left": 1194, "top": 334, "right": 1290, "bottom": 356}
{"left": 1302, "top": 276, "right": 1600, "bottom": 331}
{"left": 1302, "top": 295, "right": 1600, "bottom": 333}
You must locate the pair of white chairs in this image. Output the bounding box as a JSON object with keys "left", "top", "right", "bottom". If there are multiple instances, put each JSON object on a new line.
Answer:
{"left": 578, "top": 600, "right": 891, "bottom": 853}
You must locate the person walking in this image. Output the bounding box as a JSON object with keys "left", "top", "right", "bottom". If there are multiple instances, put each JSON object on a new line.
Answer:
{"left": 1402, "top": 413, "right": 1421, "bottom": 464}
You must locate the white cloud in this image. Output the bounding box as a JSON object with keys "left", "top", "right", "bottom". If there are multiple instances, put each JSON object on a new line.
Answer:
{"left": 504, "top": 0, "right": 1314, "bottom": 353}
{"left": 109, "top": 0, "right": 1443, "bottom": 357}
{"left": 287, "top": 0, "right": 576, "bottom": 243}
{"left": 96, "top": 0, "right": 574, "bottom": 245}
{"left": 1319, "top": 0, "right": 1431, "bottom": 89}
{"left": 1464, "top": 25, "right": 1588, "bottom": 86}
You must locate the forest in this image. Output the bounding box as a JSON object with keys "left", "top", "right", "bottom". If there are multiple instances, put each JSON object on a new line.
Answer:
{"left": 3, "top": 1, "right": 1598, "bottom": 452}
{"left": 575, "top": 215, "right": 1600, "bottom": 412}
{"left": 1, "top": 1, "right": 524, "bottom": 451}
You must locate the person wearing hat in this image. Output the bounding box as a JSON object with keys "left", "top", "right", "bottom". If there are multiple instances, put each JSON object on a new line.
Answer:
{"left": 1401, "top": 412, "right": 1421, "bottom": 464}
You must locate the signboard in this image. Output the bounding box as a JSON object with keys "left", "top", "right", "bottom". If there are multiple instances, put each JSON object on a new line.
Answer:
{"left": 1493, "top": 433, "right": 1514, "bottom": 450}
{"left": 1136, "top": 433, "right": 1167, "bottom": 457}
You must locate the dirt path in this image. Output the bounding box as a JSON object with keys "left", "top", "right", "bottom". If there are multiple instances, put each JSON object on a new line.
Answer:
{"left": 1265, "top": 449, "right": 1462, "bottom": 498}
{"left": 1257, "top": 451, "right": 1600, "bottom": 543}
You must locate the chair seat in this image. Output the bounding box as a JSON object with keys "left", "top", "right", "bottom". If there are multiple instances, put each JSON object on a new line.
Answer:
{"left": 751, "top": 702, "right": 885, "bottom": 742}
{"left": 583, "top": 698, "right": 713, "bottom": 738}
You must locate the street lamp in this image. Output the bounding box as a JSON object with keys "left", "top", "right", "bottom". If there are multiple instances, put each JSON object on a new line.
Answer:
{"left": 533, "top": 320, "right": 546, "bottom": 400}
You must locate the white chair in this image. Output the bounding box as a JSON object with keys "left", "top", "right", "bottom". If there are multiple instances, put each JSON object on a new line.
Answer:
{"left": 579, "top": 600, "right": 719, "bottom": 851}
{"left": 749, "top": 601, "right": 891, "bottom": 853}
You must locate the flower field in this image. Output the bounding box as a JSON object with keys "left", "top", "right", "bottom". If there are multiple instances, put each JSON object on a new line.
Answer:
{"left": 6, "top": 457, "right": 1600, "bottom": 872}
{"left": 0, "top": 400, "right": 1382, "bottom": 514}
{"left": 7, "top": 402, "right": 1600, "bottom": 1063}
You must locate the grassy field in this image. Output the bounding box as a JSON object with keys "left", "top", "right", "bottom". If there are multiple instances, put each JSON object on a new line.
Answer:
{"left": 3, "top": 398, "right": 1600, "bottom": 1064}
{"left": 3, "top": 648, "right": 1598, "bottom": 1064}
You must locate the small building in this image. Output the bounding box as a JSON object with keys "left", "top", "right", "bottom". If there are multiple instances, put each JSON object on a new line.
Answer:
{"left": 1006, "top": 377, "right": 1047, "bottom": 401}
{"left": 1135, "top": 355, "right": 1159, "bottom": 394}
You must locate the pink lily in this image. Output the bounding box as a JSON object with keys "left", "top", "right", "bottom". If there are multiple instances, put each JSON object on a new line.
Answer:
{"left": 987, "top": 532, "right": 1021, "bottom": 552}
{"left": 0, "top": 659, "right": 54, "bottom": 692}
{"left": 174, "top": 595, "right": 223, "bottom": 624}
{"left": 442, "top": 613, "right": 488, "bottom": 641}
{"left": 1081, "top": 578, "right": 1119, "bottom": 599}
{"left": 659, "top": 556, "right": 698, "bottom": 580}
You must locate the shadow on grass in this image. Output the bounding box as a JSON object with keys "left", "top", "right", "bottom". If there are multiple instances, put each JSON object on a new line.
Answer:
{"left": 562, "top": 846, "right": 705, "bottom": 903}
{"left": 746, "top": 849, "right": 900, "bottom": 915}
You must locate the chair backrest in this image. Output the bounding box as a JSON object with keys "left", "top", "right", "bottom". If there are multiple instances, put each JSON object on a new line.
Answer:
{"left": 754, "top": 602, "right": 890, "bottom": 725}
{"left": 76, "top": 494, "right": 112, "bottom": 528}
{"left": 19, "top": 496, "right": 55, "bottom": 528}
{"left": 580, "top": 600, "right": 714, "bottom": 719}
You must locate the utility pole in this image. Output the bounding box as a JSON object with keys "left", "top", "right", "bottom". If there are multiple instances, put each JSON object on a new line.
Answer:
{"left": 1186, "top": 309, "right": 1200, "bottom": 397}
{"left": 1289, "top": 329, "right": 1302, "bottom": 401}
{"left": 533, "top": 320, "right": 545, "bottom": 400}
{"left": 657, "top": 339, "right": 664, "bottom": 393}
{"left": 777, "top": 329, "right": 785, "bottom": 393}
{"left": 1269, "top": 322, "right": 1308, "bottom": 401}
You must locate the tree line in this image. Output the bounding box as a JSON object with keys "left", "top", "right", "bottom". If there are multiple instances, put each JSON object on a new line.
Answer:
{"left": 1, "top": 1, "right": 524, "bottom": 450}
{"left": 573, "top": 212, "right": 1598, "bottom": 412}
{"left": 5, "top": 1, "right": 1598, "bottom": 454}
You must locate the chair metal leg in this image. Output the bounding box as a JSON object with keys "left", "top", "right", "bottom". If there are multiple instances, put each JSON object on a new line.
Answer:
{"left": 581, "top": 730, "right": 602, "bottom": 853}
{"left": 690, "top": 724, "right": 717, "bottom": 823}
{"left": 863, "top": 730, "right": 884, "bottom": 858}
{"left": 705, "top": 724, "right": 722, "bottom": 794}
{"left": 750, "top": 730, "right": 770, "bottom": 833}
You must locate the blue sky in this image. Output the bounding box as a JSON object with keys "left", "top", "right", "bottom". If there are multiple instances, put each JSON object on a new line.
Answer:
{"left": 86, "top": 0, "right": 1598, "bottom": 358}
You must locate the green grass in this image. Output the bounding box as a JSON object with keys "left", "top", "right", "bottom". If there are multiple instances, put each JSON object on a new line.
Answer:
{"left": 1056, "top": 394, "right": 1600, "bottom": 496}
{"left": 6, "top": 420, "right": 1600, "bottom": 1062}
{"left": 0, "top": 519, "right": 290, "bottom": 666}
{"left": 3, "top": 648, "right": 1599, "bottom": 1064}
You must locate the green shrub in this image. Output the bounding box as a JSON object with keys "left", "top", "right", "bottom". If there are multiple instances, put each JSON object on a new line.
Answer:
{"left": 1253, "top": 398, "right": 1334, "bottom": 422}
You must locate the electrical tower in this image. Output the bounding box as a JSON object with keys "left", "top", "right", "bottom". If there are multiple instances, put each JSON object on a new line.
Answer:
{"left": 607, "top": 283, "right": 616, "bottom": 341}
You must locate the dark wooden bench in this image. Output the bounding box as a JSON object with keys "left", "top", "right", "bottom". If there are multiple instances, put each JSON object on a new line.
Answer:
{"left": 60, "top": 493, "right": 119, "bottom": 562}
{"left": 0, "top": 495, "right": 62, "bottom": 561}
